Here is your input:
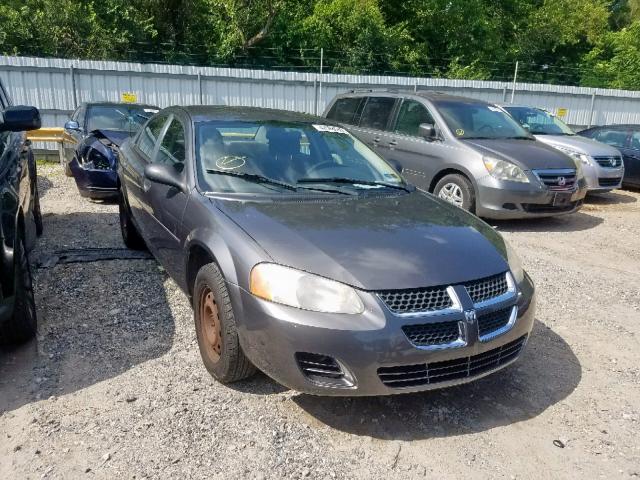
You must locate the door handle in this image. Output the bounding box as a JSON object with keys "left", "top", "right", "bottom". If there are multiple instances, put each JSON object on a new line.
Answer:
{"left": 373, "top": 137, "right": 381, "bottom": 143}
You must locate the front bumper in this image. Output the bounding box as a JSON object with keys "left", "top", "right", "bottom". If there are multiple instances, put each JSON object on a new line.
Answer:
{"left": 475, "top": 174, "right": 587, "bottom": 219}
{"left": 229, "top": 273, "right": 536, "bottom": 396}
{"left": 582, "top": 162, "right": 624, "bottom": 192}
{"left": 70, "top": 158, "right": 118, "bottom": 199}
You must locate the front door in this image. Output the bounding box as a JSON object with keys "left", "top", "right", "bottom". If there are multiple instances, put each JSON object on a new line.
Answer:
{"left": 623, "top": 131, "right": 640, "bottom": 186}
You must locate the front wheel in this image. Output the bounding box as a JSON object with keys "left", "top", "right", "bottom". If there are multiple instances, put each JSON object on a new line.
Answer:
{"left": 434, "top": 174, "right": 476, "bottom": 213}
{"left": 193, "top": 262, "right": 256, "bottom": 383}
{"left": 0, "top": 234, "right": 37, "bottom": 344}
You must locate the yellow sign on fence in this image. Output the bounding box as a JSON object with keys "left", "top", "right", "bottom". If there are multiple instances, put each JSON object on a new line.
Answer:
{"left": 121, "top": 92, "right": 137, "bottom": 103}
{"left": 556, "top": 107, "right": 568, "bottom": 118}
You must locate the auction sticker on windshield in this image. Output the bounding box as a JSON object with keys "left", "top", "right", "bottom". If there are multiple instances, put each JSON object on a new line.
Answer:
{"left": 313, "top": 124, "right": 349, "bottom": 134}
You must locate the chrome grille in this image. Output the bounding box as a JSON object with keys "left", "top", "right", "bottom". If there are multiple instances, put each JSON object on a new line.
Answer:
{"left": 402, "top": 321, "right": 460, "bottom": 347}
{"left": 594, "top": 155, "right": 623, "bottom": 168}
{"left": 534, "top": 169, "right": 577, "bottom": 191}
{"left": 377, "top": 287, "right": 452, "bottom": 314}
{"left": 464, "top": 273, "right": 509, "bottom": 304}
{"left": 378, "top": 335, "right": 527, "bottom": 388}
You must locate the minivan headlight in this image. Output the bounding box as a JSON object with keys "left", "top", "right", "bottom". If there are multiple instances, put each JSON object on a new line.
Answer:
{"left": 250, "top": 263, "right": 364, "bottom": 314}
{"left": 483, "top": 156, "right": 529, "bottom": 183}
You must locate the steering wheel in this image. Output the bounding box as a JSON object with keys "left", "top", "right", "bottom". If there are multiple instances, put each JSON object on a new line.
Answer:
{"left": 478, "top": 124, "right": 496, "bottom": 134}
{"left": 305, "top": 162, "right": 351, "bottom": 177}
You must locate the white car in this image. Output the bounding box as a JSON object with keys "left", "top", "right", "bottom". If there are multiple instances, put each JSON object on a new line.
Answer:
{"left": 499, "top": 105, "right": 624, "bottom": 193}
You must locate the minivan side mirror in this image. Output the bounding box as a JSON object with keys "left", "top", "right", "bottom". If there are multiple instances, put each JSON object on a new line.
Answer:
{"left": 0, "top": 106, "right": 41, "bottom": 132}
{"left": 64, "top": 120, "right": 81, "bottom": 131}
{"left": 144, "top": 163, "right": 185, "bottom": 192}
{"left": 418, "top": 123, "right": 436, "bottom": 140}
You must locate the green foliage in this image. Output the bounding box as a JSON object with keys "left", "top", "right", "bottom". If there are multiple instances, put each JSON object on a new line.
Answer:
{"left": 0, "top": 0, "right": 638, "bottom": 89}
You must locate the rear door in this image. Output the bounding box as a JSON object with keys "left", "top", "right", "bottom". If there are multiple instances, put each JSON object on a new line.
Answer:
{"left": 350, "top": 96, "right": 398, "bottom": 156}
{"left": 142, "top": 115, "right": 190, "bottom": 279}
{"left": 386, "top": 98, "right": 446, "bottom": 190}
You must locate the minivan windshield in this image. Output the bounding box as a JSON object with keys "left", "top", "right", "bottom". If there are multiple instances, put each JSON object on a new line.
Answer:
{"left": 196, "top": 121, "right": 404, "bottom": 194}
{"left": 86, "top": 105, "right": 159, "bottom": 133}
{"left": 503, "top": 106, "right": 575, "bottom": 136}
{"left": 433, "top": 100, "right": 532, "bottom": 140}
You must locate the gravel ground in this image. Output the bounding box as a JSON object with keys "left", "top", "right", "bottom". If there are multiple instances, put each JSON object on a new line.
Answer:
{"left": 1, "top": 163, "right": 639, "bottom": 479}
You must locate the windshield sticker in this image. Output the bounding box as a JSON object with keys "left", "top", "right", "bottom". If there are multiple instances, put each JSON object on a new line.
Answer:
{"left": 215, "top": 155, "right": 246, "bottom": 170}
{"left": 455, "top": 129, "right": 465, "bottom": 136}
{"left": 487, "top": 106, "right": 502, "bottom": 112}
{"left": 144, "top": 108, "right": 159, "bottom": 113}
{"left": 312, "top": 124, "right": 349, "bottom": 135}
{"left": 353, "top": 184, "right": 384, "bottom": 189}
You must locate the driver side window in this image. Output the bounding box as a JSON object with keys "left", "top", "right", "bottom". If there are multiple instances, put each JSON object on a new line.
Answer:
{"left": 155, "top": 117, "right": 186, "bottom": 168}
{"left": 394, "top": 100, "right": 435, "bottom": 136}
{"left": 136, "top": 114, "right": 169, "bottom": 159}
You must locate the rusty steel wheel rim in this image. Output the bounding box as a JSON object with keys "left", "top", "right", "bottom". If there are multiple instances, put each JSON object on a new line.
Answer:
{"left": 200, "top": 287, "right": 222, "bottom": 362}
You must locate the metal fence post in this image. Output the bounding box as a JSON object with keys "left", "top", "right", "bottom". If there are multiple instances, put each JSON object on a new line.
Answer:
{"left": 70, "top": 65, "right": 78, "bottom": 108}
{"left": 313, "top": 79, "right": 318, "bottom": 115}
{"left": 318, "top": 48, "right": 324, "bottom": 114}
{"left": 510, "top": 61, "right": 519, "bottom": 104}
{"left": 198, "top": 72, "right": 203, "bottom": 105}
{"left": 588, "top": 92, "right": 597, "bottom": 128}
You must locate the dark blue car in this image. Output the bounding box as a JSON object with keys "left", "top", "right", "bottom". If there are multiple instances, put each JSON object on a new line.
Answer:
{"left": 63, "top": 102, "right": 159, "bottom": 199}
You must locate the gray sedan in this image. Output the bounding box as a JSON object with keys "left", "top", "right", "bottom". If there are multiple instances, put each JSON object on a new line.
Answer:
{"left": 117, "top": 106, "right": 536, "bottom": 396}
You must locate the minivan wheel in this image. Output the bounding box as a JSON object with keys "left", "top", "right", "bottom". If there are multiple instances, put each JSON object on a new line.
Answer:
{"left": 0, "top": 234, "right": 37, "bottom": 344}
{"left": 434, "top": 174, "right": 476, "bottom": 212}
{"left": 119, "top": 192, "right": 146, "bottom": 250}
{"left": 193, "top": 262, "right": 256, "bottom": 384}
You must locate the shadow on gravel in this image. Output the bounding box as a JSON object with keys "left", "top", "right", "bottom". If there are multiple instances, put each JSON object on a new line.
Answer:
{"left": 492, "top": 211, "right": 603, "bottom": 233}
{"left": 586, "top": 190, "right": 637, "bottom": 205}
{"left": 293, "top": 319, "right": 581, "bottom": 440}
{"left": 36, "top": 175, "right": 54, "bottom": 199}
{"left": 0, "top": 212, "right": 175, "bottom": 414}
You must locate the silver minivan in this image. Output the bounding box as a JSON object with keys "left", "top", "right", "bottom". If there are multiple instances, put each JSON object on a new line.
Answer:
{"left": 324, "top": 90, "right": 588, "bottom": 219}
{"left": 500, "top": 104, "right": 624, "bottom": 193}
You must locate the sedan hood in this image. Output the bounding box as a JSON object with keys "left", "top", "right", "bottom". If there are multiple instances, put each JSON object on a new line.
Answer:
{"left": 534, "top": 134, "right": 622, "bottom": 156}
{"left": 463, "top": 138, "right": 576, "bottom": 170}
{"left": 214, "top": 192, "right": 509, "bottom": 291}
{"left": 90, "top": 129, "right": 131, "bottom": 147}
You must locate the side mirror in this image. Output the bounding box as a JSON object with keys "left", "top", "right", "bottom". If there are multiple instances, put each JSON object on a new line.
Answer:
{"left": 144, "top": 163, "right": 184, "bottom": 192}
{"left": 0, "top": 106, "right": 41, "bottom": 132}
{"left": 418, "top": 123, "right": 436, "bottom": 140}
{"left": 64, "top": 120, "right": 81, "bottom": 131}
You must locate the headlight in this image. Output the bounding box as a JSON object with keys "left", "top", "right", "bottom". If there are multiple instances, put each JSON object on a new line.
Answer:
{"left": 554, "top": 147, "right": 587, "bottom": 179}
{"left": 483, "top": 156, "right": 529, "bottom": 183}
{"left": 504, "top": 239, "right": 525, "bottom": 284}
{"left": 250, "top": 263, "right": 364, "bottom": 314}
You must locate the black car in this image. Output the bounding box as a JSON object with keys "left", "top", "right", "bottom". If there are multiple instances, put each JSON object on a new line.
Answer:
{"left": 579, "top": 125, "right": 640, "bottom": 188}
{"left": 63, "top": 102, "right": 159, "bottom": 199}
{"left": 0, "top": 78, "right": 43, "bottom": 343}
{"left": 117, "top": 106, "right": 535, "bottom": 396}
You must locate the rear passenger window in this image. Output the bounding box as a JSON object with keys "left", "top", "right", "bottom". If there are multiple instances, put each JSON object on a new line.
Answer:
{"left": 359, "top": 97, "right": 396, "bottom": 130}
{"left": 326, "top": 98, "right": 362, "bottom": 124}
{"left": 136, "top": 114, "right": 169, "bottom": 158}
{"left": 395, "top": 100, "right": 435, "bottom": 136}
{"left": 156, "top": 117, "right": 186, "bottom": 168}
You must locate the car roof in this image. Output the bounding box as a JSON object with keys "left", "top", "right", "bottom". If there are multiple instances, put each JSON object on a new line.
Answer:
{"left": 584, "top": 124, "right": 640, "bottom": 130}
{"left": 335, "top": 89, "right": 489, "bottom": 104}
{"left": 175, "top": 106, "right": 337, "bottom": 124}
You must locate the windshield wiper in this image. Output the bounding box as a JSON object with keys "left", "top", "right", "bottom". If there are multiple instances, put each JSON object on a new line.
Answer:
{"left": 206, "top": 169, "right": 297, "bottom": 191}
{"left": 297, "top": 177, "right": 411, "bottom": 192}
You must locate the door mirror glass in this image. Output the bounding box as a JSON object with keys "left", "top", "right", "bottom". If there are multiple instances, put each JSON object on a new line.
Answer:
{"left": 144, "top": 163, "right": 184, "bottom": 191}
{"left": 64, "top": 120, "right": 81, "bottom": 131}
{"left": 0, "top": 106, "right": 41, "bottom": 132}
{"left": 418, "top": 123, "right": 436, "bottom": 140}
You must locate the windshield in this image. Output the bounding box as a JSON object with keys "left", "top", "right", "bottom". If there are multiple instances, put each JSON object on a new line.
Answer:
{"left": 504, "top": 106, "right": 575, "bottom": 135}
{"left": 196, "top": 121, "right": 404, "bottom": 194}
{"left": 86, "top": 105, "right": 159, "bottom": 133}
{"left": 434, "top": 100, "right": 532, "bottom": 140}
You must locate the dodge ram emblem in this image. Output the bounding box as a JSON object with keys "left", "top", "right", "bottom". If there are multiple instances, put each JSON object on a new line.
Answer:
{"left": 464, "top": 310, "right": 477, "bottom": 324}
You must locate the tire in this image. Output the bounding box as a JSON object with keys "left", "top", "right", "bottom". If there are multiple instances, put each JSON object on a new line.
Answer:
{"left": 434, "top": 173, "right": 476, "bottom": 213}
{"left": 0, "top": 233, "right": 37, "bottom": 344}
{"left": 193, "top": 262, "right": 256, "bottom": 383}
{"left": 119, "top": 192, "right": 146, "bottom": 250}
{"left": 63, "top": 157, "right": 73, "bottom": 177}
{"left": 33, "top": 178, "right": 43, "bottom": 237}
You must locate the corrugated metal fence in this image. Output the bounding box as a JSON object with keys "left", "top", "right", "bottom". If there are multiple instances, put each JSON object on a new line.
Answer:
{"left": 2, "top": 55, "right": 640, "bottom": 149}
